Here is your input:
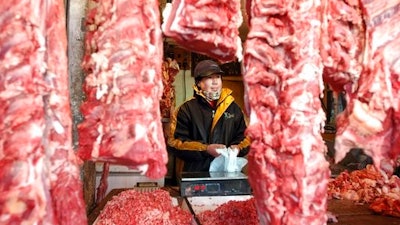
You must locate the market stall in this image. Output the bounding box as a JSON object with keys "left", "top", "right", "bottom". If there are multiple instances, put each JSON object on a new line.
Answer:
{"left": 1, "top": 0, "right": 400, "bottom": 225}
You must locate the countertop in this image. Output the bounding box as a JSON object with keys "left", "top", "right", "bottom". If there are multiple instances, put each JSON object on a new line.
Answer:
{"left": 88, "top": 187, "right": 400, "bottom": 225}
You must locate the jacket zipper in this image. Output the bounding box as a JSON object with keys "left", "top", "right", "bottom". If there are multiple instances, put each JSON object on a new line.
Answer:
{"left": 212, "top": 110, "right": 215, "bottom": 118}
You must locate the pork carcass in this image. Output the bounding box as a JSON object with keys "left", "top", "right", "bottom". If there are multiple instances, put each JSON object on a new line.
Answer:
{"left": 329, "top": 0, "right": 400, "bottom": 170}
{"left": 243, "top": 0, "right": 330, "bottom": 225}
{"left": 78, "top": 0, "right": 168, "bottom": 178}
{"left": 162, "top": 0, "right": 243, "bottom": 63}
{"left": 44, "top": 0, "right": 88, "bottom": 224}
{"left": 320, "top": 0, "right": 365, "bottom": 92}
{"left": 0, "top": 0, "right": 87, "bottom": 224}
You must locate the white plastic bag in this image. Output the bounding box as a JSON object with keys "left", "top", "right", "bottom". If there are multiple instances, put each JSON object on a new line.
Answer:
{"left": 209, "top": 147, "right": 248, "bottom": 172}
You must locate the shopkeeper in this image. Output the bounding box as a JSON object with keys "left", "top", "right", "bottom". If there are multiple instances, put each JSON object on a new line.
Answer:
{"left": 167, "top": 59, "right": 251, "bottom": 175}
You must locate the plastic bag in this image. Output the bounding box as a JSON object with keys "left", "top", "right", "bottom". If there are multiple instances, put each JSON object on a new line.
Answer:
{"left": 209, "top": 147, "right": 248, "bottom": 172}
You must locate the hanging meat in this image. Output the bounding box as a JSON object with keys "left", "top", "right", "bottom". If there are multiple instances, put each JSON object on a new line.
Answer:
{"left": 324, "top": 0, "right": 400, "bottom": 170}
{"left": 320, "top": 0, "right": 365, "bottom": 93}
{"left": 243, "top": 0, "right": 330, "bottom": 225}
{"left": 78, "top": 0, "right": 168, "bottom": 178}
{"left": 0, "top": 0, "right": 87, "bottom": 224}
{"left": 162, "top": 0, "right": 243, "bottom": 63}
{"left": 44, "top": 0, "right": 88, "bottom": 224}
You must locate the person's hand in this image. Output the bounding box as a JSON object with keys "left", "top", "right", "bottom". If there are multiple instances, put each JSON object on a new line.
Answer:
{"left": 206, "top": 144, "right": 226, "bottom": 157}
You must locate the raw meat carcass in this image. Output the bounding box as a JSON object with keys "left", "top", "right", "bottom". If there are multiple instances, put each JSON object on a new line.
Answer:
{"left": 0, "top": 0, "right": 87, "bottom": 224}
{"left": 95, "top": 189, "right": 193, "bottom": 225}
{"left": 243, "top": 0, "right": 330, "bottom": 225}
{"left": 331, "top": 0, "right": 400, "bottom": 170}
{"left": 162, "top": 0, "right": 243, "bottom": 63}
{"left": 78, "top": 0, "right": 168, "bottom": 178}
{"left": 320, "top": 0, "right": 365, "bottom": 93}
{"left": 44, "top": 0, "right": 88, "bottom": 224}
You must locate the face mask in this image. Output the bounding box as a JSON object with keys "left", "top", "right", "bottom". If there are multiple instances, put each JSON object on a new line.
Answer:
{"left": 198, "top": 74, "right": 222, "bottom": 101}
{"left": 202, "top": 89, "right": 221, "bottom": 101}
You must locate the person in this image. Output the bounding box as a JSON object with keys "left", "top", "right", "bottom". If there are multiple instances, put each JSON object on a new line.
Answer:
{"left": 167, "top": 59, "right": 251, "bottom": 175}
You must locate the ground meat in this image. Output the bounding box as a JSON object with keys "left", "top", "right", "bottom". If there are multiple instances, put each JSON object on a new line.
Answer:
{"left": 197, "top": 198, "right": 259, "bottom": 225}
{"left": 95, "top": 189, "right": 193, "bottom": 225}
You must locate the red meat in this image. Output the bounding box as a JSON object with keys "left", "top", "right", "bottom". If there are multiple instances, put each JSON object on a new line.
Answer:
{"left": 78, "top": 0, "right": 168, "bottom": 179}
{"left": 95, "top": 189, "right": 193, "bottom": 225}
{"left": 0, "top": 0, "right": 87, "bottom": 224}
{"left": 333, "top": 0, "right": 400, "bottom": 169}
{"left": 162, "top": 0, "right": 243, "bottom": 63}
{"left": 243, "top": 0, "right": 330, "bottom": 224}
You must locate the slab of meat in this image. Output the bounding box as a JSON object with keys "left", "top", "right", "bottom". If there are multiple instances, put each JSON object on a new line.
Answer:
{"left": 320, "top": 0, "right": 365, "bottom": 92}
{"left": 94, "top": 189, "right": 193, "bottom": 225}
{"left": 78, "top": 0, "right": 168, "bottom": 178}
{"left": 0, "top": 0, "right": 87, "bottom": 224}
{"left": 162, "top": 0, "right": 243, "bottom": 63}
{"left": 243, "top": 0, "right": 330, "bottom": 225}
{"left": 332, "top": 0, "right": 400, "bottom": 170}
{"left": 44, "top": 0, "right": 88, "bottom": 224}
{"left": 1, "top": 1, "right": 50, "bottom": 225}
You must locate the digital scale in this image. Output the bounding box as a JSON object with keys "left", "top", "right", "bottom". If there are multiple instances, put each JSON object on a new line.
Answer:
{"left": 179, "top": 171, "right": 251, "bottom": 197}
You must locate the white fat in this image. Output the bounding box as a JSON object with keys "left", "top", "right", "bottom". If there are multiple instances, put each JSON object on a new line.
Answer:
{"left": 111, "top": 64, "right": 123, "bottom": 96}
{"left": 91, "top": 53, "right": 109, "bottom": 72}
{"left": 236, "top": 37, "right": 243, "bottom": 62}
{"left": 96, "top": 84, "right": 108, "bottom": 100}
{"left": 52, "top": 120, "right": 64, "bottom": 134}
{"left": 29, "top": 123, "right": 44, "bottom": 138}
{"left": 136, "top": 164, "right": 149, "bottom": 175}
{"left": 134, "top": 124, "right": 147, "bottom": 141}
{"left": 92, "top": 124, "right": 104, "bottom": 158}
{"left": 300, "top": 134, "right": 313, "bottom": 160}
{"left": 349, "top": 100, "right": 383, "bottom": 135}
{"left": 168, "top": 0, "right": 185, "bottom": 33}
{"left": 161, "top": 3, "right": 172, "bottom": 31}
{"left": 290, "top": 92, "right": 312, "bottom": 112}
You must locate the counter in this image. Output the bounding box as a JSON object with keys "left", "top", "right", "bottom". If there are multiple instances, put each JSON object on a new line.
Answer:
{"left": 88, "top": 188, "right": 400, "bottom": 225}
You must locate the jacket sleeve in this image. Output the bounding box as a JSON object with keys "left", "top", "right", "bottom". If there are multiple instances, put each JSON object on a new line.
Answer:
{"left": 167, "top": 105, "right": 210, "bottom": 161}
{"left": 231, "top": 105, "right": 251, "bottom": 157}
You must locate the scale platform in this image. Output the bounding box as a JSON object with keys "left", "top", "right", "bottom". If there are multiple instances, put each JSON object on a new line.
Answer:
{"left": 179, "top": 171, "right": 251, "bottom": 197}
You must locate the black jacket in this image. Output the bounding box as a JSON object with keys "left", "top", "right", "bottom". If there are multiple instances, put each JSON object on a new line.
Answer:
{"left": 168, "top": 86, "right": 251, "bottom": 172}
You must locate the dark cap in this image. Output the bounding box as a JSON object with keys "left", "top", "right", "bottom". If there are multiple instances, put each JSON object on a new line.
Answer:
{"left": 194, "top": 60, "right": 224, "bottom": 81}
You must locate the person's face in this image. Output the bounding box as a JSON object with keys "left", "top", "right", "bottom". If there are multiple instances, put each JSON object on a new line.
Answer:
{"left": 198, "top": 74, "right": 222, "bottom": 93}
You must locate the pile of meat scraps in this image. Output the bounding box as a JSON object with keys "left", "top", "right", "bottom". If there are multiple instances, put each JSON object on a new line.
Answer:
{"left": 328, "top": 164, "right": 400, "bottom": 217}
{"left": 94, "top": 189, "right": 193, "bottom": 225}
{"left": 197, "top": 198, "right": 259, "bottom": 225}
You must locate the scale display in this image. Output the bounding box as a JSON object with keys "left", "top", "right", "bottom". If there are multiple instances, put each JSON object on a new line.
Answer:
{"left": 180, "top": 172, "right": 251, "bottom": 196}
